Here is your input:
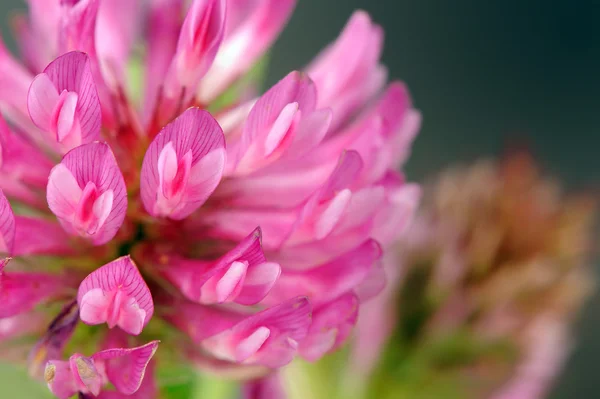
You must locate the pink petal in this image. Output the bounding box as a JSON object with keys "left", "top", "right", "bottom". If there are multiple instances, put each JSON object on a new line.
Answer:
{"left": 306, "top": 11, "right": 384, "bottom": 128}
{"left": 283, "top": 150, "right": 364, "bottom": 245}
{"left": 0, "top": 312, "right": 47, "bottom": 343}
{"left": 0, "top": 260, "right": 65, "bottom": 318}
{"left": 199, "top": 0, "right": 296, "bottom": 102}
{"left": 13, "top": 216, "right": 74, "bottom": 256}
{"left": 354, "top": 260, "right": 387, "bottom": 302}
{"left": 27, "top": 73, "right": 60, "bottom": 132}
{"left": 242, "top": 372, "right": 287, "bottom": 399}
{"left": 96, "top": 360, "right": 157, "bottom": 399}
{"left": 162, "top": 0, "right": 226, "bottom": 105}
{"left": 201, "top": 296, "right": 312, "bottom": 368}
{"left": 77, "top": 256, "right": 154, "bottom": 335}
{"left": 237, "top": 261, "right": 281, "bottom": 306}
{"left": 163, "top": 227, "right": 280, "bottom": 305}
{"left": 46, "top": 164, "right": 83, "bottom": 220}
{"left": 55, "top": 91, "right": 79, "bottom": 142}
{"left": 47, "top": 142, "right": 127, "bottom": 245}
{"left": 231, "top": 71, "right": 316, "bottom": 174}
{"left": 59, "top": 0, "right": 100, "bottom": 55}
{"left": 28, "top": 51, "right": 101, "bottom": 150}
{"left": 95, "top": 0, "right": 142, "bottom": 89}
{"left": 0, "top": 190, "right": 15, "bottom": 255}
{"left": 0, "top": 35, "right": 35, "bottom": 135}
{"left": 45, "top": 360, "right": 78, "bottom": 399}
{"left": 70, "top": 354, "right": 103, "bottom": 396}
{"left": 0, "top": 115, "right": 53, "bottom": 206}
{"left": 141, "top": 108, "right": 226, "bottom": 220}
{"left": 372, "top": 182, "right": 421, "bottom": 246}
{"left": 92, "top": 341, "right": 160, "bottom": 395}
{"left": 266, "top": 239, "right": 382, "bottom": 307}
{"left": 17, "top": 0, "right": 61, "bottom": 71}
{"left": 164, "top": 300, "right": 245, "bottom": 342}
{"left": 299, "top": 293, "right": 359, "bottom": 361}
{"left": 142, "top": 0, "right": 183, "bottom": 127}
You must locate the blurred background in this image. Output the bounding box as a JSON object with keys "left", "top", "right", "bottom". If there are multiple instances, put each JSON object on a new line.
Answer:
{"left": 0, "top": 0, "right": 598, "bottom": 398}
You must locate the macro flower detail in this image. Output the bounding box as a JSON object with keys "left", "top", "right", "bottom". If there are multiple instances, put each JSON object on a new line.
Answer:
{"left": 47, "top": 142, "right": 126, "bottom": 244}
{"left": 28, "top": 51, "right": 101, "bottom": 151}
{"left": 140, "top": 108, "right": 226, "bottom": 219}
{"left": 77, "top": 256, "right": 153, "bottom": 335}
{"left": 0, "top": 1, "right": 420, "bottom": 398}
{"left": 45, "top": 340, "right": 159, "bottom": 399}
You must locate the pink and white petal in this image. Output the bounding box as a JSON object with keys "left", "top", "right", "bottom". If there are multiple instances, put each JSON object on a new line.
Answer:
{"left": 42, "top": 51, "right": 101, "bottom": 144}
{"left": 284, "top": 108, "right": 332, "bottom": 159}
{"left": 93, "top": 341, "right": 159, "bottom": 395}
{"left": 172, "top": 147, "right": 226, "bottom": 219}
{"left": 27, "top": 73, "right": 59, "bottom": 132}
{"left": 201, "top": 297, "right": 311, "bottom": 366}
{"left": 163, "top": 0, "right": 226, "bottom": 103}
{"left": 77, "top": 256, "right": 154, "bottom": 333}
{"left": 47, "top": 163, "right": 82, "bottom": 222}
{"left": 57, "top": 142, "right": 127, "bottom": 244}
{"left": 0, "top": 190, "right": 15, "bottom": 255}
{"left": 236, "top": 262, "right": 281, "bottom": 305}
{"left": 141, "top": 108, "right": 226, "bottom": 219}
{"left": 299, "top": 293, "right": 359, "bottom": 362}
{"left": 231, "top": 71, "right": 316, "bottom": 172}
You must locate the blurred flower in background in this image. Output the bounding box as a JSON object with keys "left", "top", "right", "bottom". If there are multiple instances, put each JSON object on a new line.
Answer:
{"left": 285, "top": 152, "right": 596, "bottom": 399}
{"left": 0, "top": 1, "right": 420, "bottom": 398}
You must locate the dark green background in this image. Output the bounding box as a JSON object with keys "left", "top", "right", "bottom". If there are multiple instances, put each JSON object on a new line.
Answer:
{"left": 1, "top": 0, "right": 598, "bottom": 397}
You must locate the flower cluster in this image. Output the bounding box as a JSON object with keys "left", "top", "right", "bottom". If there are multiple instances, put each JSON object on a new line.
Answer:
{"left": 0, "top": 1, "right": 420, "bottom": 398}
{"left": 345, "top": 154, "right": 595, "bottom": 399}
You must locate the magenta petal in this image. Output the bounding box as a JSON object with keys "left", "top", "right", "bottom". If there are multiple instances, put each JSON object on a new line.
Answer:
{"left": 47, "top": 142, "right": 127, "bottom": 245}
{"left": 267, "top": 239, "right": 382, "bottom": 306}
{"left": 242, "top": 372, "right": 287, "bottom": 399}
{"left": 232, "top": 71, "right": 316, "bottom": 174}
{"left": 13, "top": 216, "right": 74, "bottom": 256}
{"left": 201, "top": 296, "right": 312, "bottom": 368}
{"left": 164, "top": 227, "right": 280, "bottom": 305}
{"left": 0, "top": 258, "right": 65, "bottom": 318}
{"left": 28, "top": 51, "right": 101, "bottom": 151}
{"left": 299, "top": 293, "right": 359, "bottom": 362}
{"left": 92, "top": 341, "right": 160, "bottom": 395}
{"left": 141, "top": 108, "right": 226, "bottom": 220}
{"left": 0, "top": 190, "right": 15, "bottom": 255}
{"left": 77, "top": 256, "right": 154, "bottom": 335}
{"left": 163, "top": 0, "right": 226, "bottom": 102}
